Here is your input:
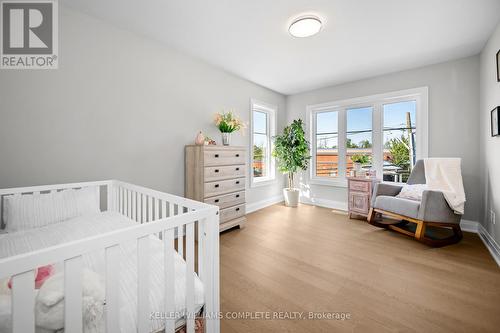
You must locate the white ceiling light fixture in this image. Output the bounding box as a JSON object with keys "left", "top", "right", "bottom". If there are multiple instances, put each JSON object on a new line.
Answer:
{"left": 289, "top": 15, "right": 322, "bottom": 38}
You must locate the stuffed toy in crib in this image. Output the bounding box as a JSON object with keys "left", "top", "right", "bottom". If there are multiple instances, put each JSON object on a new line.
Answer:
{"left": 0, "top": 264, "right": 105, "bottom": 333}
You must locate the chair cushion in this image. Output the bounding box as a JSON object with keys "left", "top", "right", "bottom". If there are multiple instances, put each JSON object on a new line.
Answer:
{"left": 373, "top": 195, "right": 420, "bottom": 219}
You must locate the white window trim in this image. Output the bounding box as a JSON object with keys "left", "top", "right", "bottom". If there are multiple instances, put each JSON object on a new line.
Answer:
{"left": 250, "top": 99, "right": 277, "bottom": 187}
{"left": 306, "top": 87, "right": 428, "bottom": 187}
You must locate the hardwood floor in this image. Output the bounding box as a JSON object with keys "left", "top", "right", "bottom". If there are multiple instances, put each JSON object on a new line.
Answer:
{"left": 219, "top": 203, "right": 500, "bottom": 333}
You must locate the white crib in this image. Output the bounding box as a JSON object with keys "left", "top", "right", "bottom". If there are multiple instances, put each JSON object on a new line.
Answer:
{"left": 0, "top": 180, "right": 220, "bottom": 333}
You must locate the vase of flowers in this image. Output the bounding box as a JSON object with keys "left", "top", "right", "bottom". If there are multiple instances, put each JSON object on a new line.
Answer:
{"left": 214, "top": 111, "right": 245, "bottom": 146}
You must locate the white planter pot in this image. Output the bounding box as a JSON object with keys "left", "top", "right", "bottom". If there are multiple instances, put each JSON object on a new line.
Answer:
{"left": 283, "top": 188, "right": 300, "bottom": 207}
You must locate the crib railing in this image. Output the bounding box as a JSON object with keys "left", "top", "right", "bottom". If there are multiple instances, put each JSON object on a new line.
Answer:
{"left": 0, "top": 180, "right": 220, "bottom": 333}
{"left": 111, "top": 181, "right": 203, "bottom": 259}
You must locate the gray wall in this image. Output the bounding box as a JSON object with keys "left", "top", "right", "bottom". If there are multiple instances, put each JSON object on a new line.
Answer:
{"left": 0, "top": 6, "right": 489, "bottom": 225}
{"left": 0, "top": 8, "right": 286, "bottom": 205}
{"left": 479, "top": 22, "right": 500, "bottom": 243}
{"left": 286, "top": 56, "right": 481, "bottom": 221}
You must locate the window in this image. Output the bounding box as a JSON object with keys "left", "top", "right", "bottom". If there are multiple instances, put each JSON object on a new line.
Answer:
{"left": 315, "top": 110, "right": 339, "bottom": 178}
{"left": 308, "top": 87, "right": 428, "bottom": 186}
{"left": 383, "top": 101, "right": 417, "bottom": 182}
{"left": 251, "top": 100, "right": 276, "bottom": 186}
{"left": 346, "top": 107, "right": 373, "bottom": 176}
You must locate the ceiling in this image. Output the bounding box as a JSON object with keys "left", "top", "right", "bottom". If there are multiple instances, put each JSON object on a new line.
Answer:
{"left": 65, "top": 0, "right": 500, "bottom": 95}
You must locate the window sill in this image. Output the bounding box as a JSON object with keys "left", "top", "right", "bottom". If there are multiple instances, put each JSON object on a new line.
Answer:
{"left": 250, "top": 178, "right": 278, "bottom": 188}
{"left": 309, "top": 178, "right": 348, "bottom": 188}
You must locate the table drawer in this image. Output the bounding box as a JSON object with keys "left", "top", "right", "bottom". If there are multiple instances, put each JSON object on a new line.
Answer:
{"left": 349, "top": 180, "right": 370, "bottom": 193}
{"left": 205, "top": 191, "right": 245, "bottom": 209}
{"left": 204, "top": 149, "right": 246, "bottom": 166}
{"left": 205, "top": 165, "right": 245, "bottom": 182}
{"left": 204, "top": 178, "right": 245, "bottom": 197}
{"left": 220, "top": 204, "right": 245, "bottom": 223}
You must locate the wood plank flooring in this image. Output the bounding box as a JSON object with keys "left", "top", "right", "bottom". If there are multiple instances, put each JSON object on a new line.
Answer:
{"left": 219, "top": 203, "right": 500, "bottom": 333}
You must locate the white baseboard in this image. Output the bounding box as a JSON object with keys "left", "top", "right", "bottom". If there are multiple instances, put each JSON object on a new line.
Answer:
{"left": 246, "top": 195, "right": 284, "bottom": 214}
{"left": 460, "top": 219, "right": 500, "bottom": 267}
{"left": 299, "top": 197, "right": 348, "bottom": 211}
{"left": 477, "top": 224, "right": 500, "bottom": 267}
{"left": 460, "top": 219, "right": 479, "bottom": 233}
{"left": 246, "top": 195, "right": 347, "bottom": 213}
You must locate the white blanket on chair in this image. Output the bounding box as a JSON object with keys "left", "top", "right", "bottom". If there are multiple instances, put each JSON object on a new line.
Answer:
{"left": 423, "top": 158, "right": 466, "bottom": 215}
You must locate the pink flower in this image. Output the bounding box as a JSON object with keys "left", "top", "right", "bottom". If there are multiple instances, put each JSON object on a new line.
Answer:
{"left": 214, "top": 113, "right": 222, "bottom": 125}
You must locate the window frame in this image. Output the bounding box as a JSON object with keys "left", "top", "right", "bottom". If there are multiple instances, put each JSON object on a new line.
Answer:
{"left": 250, "top": 99, "right": 277, "bottom": 187}
{"left": 307, "top": 87, "right": 428, "bottom": 187}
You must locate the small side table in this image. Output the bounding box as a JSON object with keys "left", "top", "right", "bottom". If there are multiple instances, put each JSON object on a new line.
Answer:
{"left": 347, "top": 177, "right": 380, "bottom": 220}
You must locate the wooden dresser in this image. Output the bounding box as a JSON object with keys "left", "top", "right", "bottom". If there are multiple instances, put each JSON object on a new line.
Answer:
{"left": 347, "top": 177, "right": 379, "bottom": 219}
{"left": 185, "top": 145, "right": 246, "bottom": 232}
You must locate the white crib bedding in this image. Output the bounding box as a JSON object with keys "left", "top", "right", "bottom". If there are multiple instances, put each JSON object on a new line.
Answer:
{"left": 0, "top": 212, "right": 204, "bottom": 333}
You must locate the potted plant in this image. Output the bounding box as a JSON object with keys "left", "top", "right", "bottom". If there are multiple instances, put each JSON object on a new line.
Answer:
{"left": 214, "top": 111, "right": 245, "bottom": 145}
{"left": 272, "top": 119, "right": 311, "bottom": 207}
{"left": 351, "top": 154, "right": 370, "bottom": 175}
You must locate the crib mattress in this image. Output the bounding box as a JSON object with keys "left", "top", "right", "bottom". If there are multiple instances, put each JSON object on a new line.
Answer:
{"left": 0, "top": 211, "right": 204, "bottom": 333}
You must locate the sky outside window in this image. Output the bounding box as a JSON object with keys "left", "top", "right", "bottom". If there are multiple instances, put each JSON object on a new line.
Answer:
{"left": 253, "top": 111, "right": 267, "bottom": 134}
{"left": 383, "top": 100, "right": 417, "bottom": 145}
{"left": 346, "top": 107, "right": 372, "bottom": 148}
{"left": 316, "top": 111, "right": 338, "bottom": 149}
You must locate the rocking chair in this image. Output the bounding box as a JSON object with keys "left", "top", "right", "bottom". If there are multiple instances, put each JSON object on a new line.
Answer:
{"left": 367, "top": 160, "right": 463, "bottom": 247}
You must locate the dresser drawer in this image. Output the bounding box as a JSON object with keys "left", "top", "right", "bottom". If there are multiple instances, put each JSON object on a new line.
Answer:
{"left": 204, "top": 165, "right": 245, "bottom": 182}
{"left": 349, "top": 180, "right": 370, "bottom": 193}
{"left": 204, "top": 149, "right": 246, "bottom": 166}
{"left": 204, "top": 178, "right": 245, "bottom": 197}
{"left": 220, "top": 204, "right": 245, "bottom": 223}
{"left": 205, "top": 191, "right": 245, "bottom": 209}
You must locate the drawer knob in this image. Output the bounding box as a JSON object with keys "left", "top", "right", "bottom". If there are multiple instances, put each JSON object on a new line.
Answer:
{"left": 236, "top": 181, "right": 240, "bottom": 184}
{"left": 236, "top": 167, "right": 240, "bottom": 171}
{"left": 215, "top": 154, "right": 219, "bottom": 158}
{"left": 236, "top": 207, "right": 240, "bottom": 211}
{"left": 214, "top": 199, "right": 220, "bottom": 203}
{"left": 236, "top": 194, "right": 240, "bottom": 198}
{"left": 214, "top": 169, "right": 219, "bottom": 173}
{"left": 214, "top": 184, "right": 219, "bottom": 188}
{"left": 236, "top": 154, "right": 240, "bottom": 157}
